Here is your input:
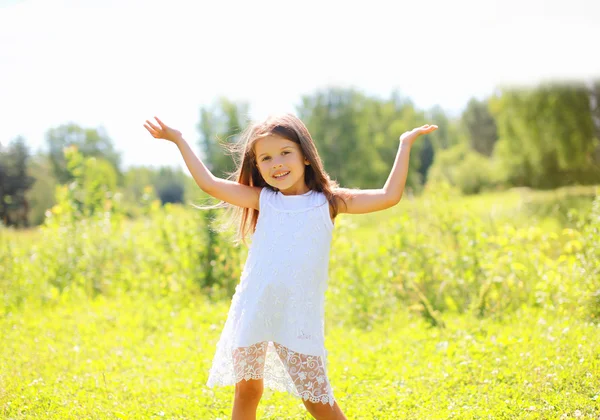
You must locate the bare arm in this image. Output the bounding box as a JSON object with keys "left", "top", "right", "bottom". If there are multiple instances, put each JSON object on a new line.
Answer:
{"left": 144, "top": 116, "right": 260, "bottom": 210}
{"left": 175, "top": 137, "right": 261, "bottom": 209}
{"left": 337, "top": 124, "right": 438, "bottom": 215}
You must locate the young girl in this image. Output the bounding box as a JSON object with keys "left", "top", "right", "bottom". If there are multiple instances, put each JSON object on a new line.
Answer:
{"left": 143, "top": 113, "right": 437, "bottom": 420}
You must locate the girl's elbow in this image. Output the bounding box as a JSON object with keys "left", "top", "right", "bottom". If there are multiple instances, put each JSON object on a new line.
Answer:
{"left": 389, "top": 193, "right": 403, "bottom": 207}
{"left": 382, "top": 196, "right": 401, "bottom": 210}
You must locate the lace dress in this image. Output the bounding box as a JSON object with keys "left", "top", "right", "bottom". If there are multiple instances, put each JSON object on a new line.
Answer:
{"left": 206, "top": 187, "right": 336, "bottom": 406}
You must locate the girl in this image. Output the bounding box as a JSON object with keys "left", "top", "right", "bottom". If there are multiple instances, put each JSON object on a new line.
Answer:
{"left": 143, "top": 113, "right": 437, "bottom": 420}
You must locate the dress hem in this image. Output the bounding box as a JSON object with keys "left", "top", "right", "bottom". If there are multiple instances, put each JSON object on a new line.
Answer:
{"left": 206, "top": 375, "right": 336, "bottom": 407}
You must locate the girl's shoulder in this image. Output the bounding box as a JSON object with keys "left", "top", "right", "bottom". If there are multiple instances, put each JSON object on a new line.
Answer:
{"left": 258, "top": 186, "right": 273, "bottom": 210}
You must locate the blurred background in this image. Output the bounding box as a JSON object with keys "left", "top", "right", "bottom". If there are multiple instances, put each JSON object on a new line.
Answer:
{"left": 1, "top": 1, "right": 600, "bottom": 417}
{"left": 2, "top": 0, "right": 599, "bottom": 227}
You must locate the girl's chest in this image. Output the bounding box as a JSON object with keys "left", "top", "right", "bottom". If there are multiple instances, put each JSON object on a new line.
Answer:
{"left": 254, "top": 210, "right": 330, "bottom": 245}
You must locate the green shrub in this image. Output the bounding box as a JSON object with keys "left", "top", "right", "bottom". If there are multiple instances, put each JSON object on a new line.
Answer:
{"left": 428, "top": 143, "right": 502, "bottom": 194}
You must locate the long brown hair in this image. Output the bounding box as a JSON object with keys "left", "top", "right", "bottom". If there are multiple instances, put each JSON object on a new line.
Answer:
{"left": 196, "top": 113, "right": 349, "bottom": 245}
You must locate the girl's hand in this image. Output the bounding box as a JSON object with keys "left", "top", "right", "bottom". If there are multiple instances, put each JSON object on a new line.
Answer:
{"left": 143, "top": 116, "right": 183, "bottom": 144}
{"left": 399, "top": 124, "right": 438, "bottom": 147}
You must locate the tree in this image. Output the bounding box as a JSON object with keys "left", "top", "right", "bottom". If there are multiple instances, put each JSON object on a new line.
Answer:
{"left": 428, "top": 143, "right": 500, "bottom": 194}
{"left": 297, "top": 87, "right": 428, "bottom": 190}
{"left": 25, "top": 154, "right": 58, "bottom": 226}
{"left": 0, "top": 137, "right": 35, "bottom": 227}
{"left": 490, "top": 82, "right": 600, "bottom": 188}
{"left": 198, "top": 98, "right": 250, "bottom": 179}
{"left": 123, "top": 166, "right": 157, "bottom": 203}
{"left": 425, "top": 105, "right": 459, "bottom": 151}
{"left": 417, "top": 135, "right": 435, "bottom": 184}
{"left": 46, "top": 123, "right": 122, "bottom": 184}
{"left": 462, "top": 98, "right": 498, "bottom": 157}
{"left": 588, "top": 80, "right": 600, "bottom": 164}
{"left": 297, "top": 88, "right": 371, "bottom": 187}
{"left": 153, "top": 167, "right": 186, "bottom": 205}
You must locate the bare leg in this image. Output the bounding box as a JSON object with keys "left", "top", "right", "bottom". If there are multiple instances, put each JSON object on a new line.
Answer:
{"left": 302, "top": 399, "right": 347, "bottom": 420}
{"left": 273, "top": 342, "right": 347, "bottom": 420}
{"left": 231, "top": 342, "right": 268, "bottom": 420}
{"left": 232, "top": 378, "right": 263, "bottom": 420}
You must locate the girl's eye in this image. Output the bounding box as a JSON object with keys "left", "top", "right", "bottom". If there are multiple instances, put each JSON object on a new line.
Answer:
{"left": 261, "top": 151, "right": 289, "bottom": 162}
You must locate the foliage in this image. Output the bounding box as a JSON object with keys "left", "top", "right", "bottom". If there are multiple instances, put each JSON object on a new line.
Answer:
{"left": 0, "top": 136, "right": 35, "bottom": 227}
{"left": 46, "top": 123, "right": 122, "bottom": 184}
{"left": 197, "top": 97, "right": 250, "bottom": 179}
{"left": 49, "top": 146, "right": 119, "bottom": 222}
{"left": 424, "top": 105, "right": 460, "bottom": 151}
{"left": 1, "top": 282, "right": 598, "bottom": 418}
{"left": 2, "top": 184, "right": 598, "bottom": 325}
{"left": 0, "top": 145, "right": 243, "bottom": 314}
{"left": 1, "top": 185, "right": 599, "bottom": 418}
{"left": 573, "top": 194, "right": 600, "bottom": 319}
{"left": 24, "top": 154, "right": 57, "bottom": 226}
{"left": 122, "top": 165, "right": 200, "bottom": 211}
{"left": 490, "top": 82, "right": 600, "bottom": 188}
{"left": 152, "top": 166, "right": 187, "bottom": 205}
{"left": 9, "top": 83, "right": 600, "bottom": 229}
{"left": 427, "top": 143, "right": 502, "bottom": 194}
{"left": 297, "top": 88, "right": 431, "bottom": 190}
{"left": 462, "top": 97, "right": 498, "bottom": 156}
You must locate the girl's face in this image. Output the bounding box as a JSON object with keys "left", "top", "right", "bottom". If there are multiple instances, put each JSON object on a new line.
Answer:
{"left": 254, "top": 134, "right": 310, "bottom": 195}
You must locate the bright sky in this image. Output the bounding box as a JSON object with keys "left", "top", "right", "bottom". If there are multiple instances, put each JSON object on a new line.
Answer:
{"left": 1, "top": 0, "right": 599, "bottom": 171}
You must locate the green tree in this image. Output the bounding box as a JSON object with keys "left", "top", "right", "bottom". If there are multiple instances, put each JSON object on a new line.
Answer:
{"left": 297, "top": 88, "right": 427, "bottom": 190}
{"left": 425, "top": 105, "right": 459, "bottom": 151}
{"left": 198, "top": 98, "right": 250, "bottom": 178}
{"left": 25, "top": 154, "right": 58, "bottom": 226}
{"left": 297, "top": 88, "right": 377, "bottom": 188}
{"left": 55, "top": 146, "right": 118, "bottom": 219}
{"left": 417, "top": 135, "right": 434, "bottom": 184}
{"left": 46, "top": 124, "right": 122, "bottom": 184}
{"left": 82, "top": 157, "right": 118, "bottom": 213}
{"left": 462, "top": 98, "right": 498, "bottom": 156}
{"left": 428, "top": 143, "right": 501, "bottom": 194}
{"left": 0, "top": 137, "right": 35, "bottom": 227}
{"left": 123, "top": 166, "right": 157, "bottom": 203}
{"left": 490, "top": 82, "right": 600, "bottom": 188}
{"left": 588, "top": 80, "right": 600, "bottom": 163}
{"left": 153, "top": 167, "right": 186, "bottom": 205}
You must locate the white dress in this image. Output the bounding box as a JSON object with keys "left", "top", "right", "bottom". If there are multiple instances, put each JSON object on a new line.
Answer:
{"left": 206, "top": 187, "right": 336, "bottom": 406}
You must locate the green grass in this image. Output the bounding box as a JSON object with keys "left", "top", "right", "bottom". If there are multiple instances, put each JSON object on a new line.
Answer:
{"left": 350, "top": 185, "right": 599, "bottom": 244}
{"left": 1, "top": 185, "right": 599, "bottom": 419}
{"left": 1, "top": 297, "right": 598, "bottom": 419}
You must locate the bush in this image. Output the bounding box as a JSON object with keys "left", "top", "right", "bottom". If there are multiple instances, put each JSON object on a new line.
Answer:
{"left": 428, "top": 143, "right": 502, "bottom": 194}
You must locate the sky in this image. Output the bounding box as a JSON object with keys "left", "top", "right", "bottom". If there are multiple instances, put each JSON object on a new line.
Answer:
{"left": 1, "top": 0, "right": 599, "bottom": 172}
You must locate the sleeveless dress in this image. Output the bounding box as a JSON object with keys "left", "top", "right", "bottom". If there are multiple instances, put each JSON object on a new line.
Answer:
{"left": 206, "top": 187, "right": 336, "bottom": 406}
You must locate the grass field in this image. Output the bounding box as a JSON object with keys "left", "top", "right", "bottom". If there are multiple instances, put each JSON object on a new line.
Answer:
{"left": 1, "top": 186, "right": 599, "bottom": 419}
{"left": 1, "top": 296, "right": 599, "bottom": 419}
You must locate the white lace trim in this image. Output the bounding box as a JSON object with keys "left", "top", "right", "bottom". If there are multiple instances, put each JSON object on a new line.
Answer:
{"left": 207, "top": 341, "right": 335, "bottom": 406}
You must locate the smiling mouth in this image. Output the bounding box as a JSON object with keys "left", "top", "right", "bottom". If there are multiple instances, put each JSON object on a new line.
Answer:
{"left": 273, "top": 171, "right": 290, "bottom": 180}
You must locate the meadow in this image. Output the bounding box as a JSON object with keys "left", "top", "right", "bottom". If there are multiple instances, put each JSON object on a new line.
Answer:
{"left": 1, "top": 184, "right": 599, "bottom": 419}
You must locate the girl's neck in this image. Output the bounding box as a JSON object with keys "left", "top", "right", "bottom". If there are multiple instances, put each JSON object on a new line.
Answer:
{"left": 278, "top": 184, "right": 311, "bottom": 196}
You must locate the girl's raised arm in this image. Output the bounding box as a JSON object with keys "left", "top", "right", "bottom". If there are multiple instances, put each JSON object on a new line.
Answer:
{"left": 144, "top": 116, "right": 261, "bottom": 210}
{"left": 336, "top": 124, "right": 438, "bottom": 215}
